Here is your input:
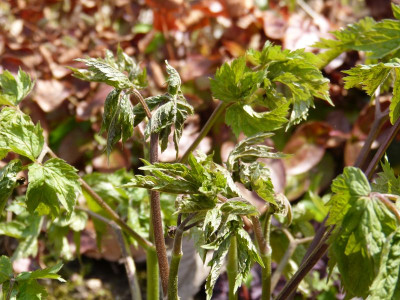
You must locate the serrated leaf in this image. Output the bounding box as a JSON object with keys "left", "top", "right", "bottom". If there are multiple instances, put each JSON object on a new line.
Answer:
{"left": 329, "top": 196, "right": 398, "bottom": 298}
{"left": 100, "top": 89, "right": 134, "bottom": 155}
{"left": 227, "top": 132, "right": 285, "bottom": 171}
{"left": 165, "top": 61, "right": 181, "bottom": 95}
{"left": 132, "top": 94, "right": 169, "bottom": 126}
{"left": 203, "top": 207, "right": 223, "bottom": 240}
{"left": 210, "top": 57, "right": 263, "bottom": 103}
{"left": 26, "top": 158, "right": 81, "bottom": 218}
{"left": 0, "top": 108, "right": 44, "bottom": 161}
{"left": 368, "top": 229, "right": 400, "bottom": 300}
{"left": 0, "top": 69, "right": 34, "bottom": 106}
{"left": 0, "top": 256, "right": 13, "bottom": 284}
{"left": 327, "top": 167, "right": 371, "bottom": 225}
{"left": 0, "top": 160, "right": 22, "bottom": 212}
{"left": 220, "top": 197, "right": 259, "bottom": 216}
{"left": 225, "top": 103, "right": 288, "bottom": 137}
{"left": 16, "top": 262, "right": 65, "bottom": 282}
{"left": 372, "top": 158, "right": 400, "bottom": 195}
{"left": 16, "top": 280, "right": 48, "bottom": 300}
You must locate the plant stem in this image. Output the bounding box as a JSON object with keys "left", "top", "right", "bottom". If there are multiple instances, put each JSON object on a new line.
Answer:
{"left": 46, "top": 146, "right": 153, "bottom": 251}
{"left": 365, "top": 116, "right": 400, "bottom": 179}
{"left": 146, "top": 246, "right": 160, "bottom": 300}
{"left": 179, "top": 101, "right": 229, "bottom": 163}
{"left": 149, "top": 132, "right": 170, "bottom": 296}
{"left": 227, "top": 235, "right": 238, "bottom": 300}
{"left": 167, "top": 214, "right": 196, "bottom": 300}
{"left": 76, "top": 207, "right": 142, "bottom": 300}
{"left": 6, "top": 278, "right": 15, "bottom": 300}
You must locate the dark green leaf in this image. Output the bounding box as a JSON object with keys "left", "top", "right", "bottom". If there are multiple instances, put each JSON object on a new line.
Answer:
{"left": 0, "top": 160, "right": 22, "bottom": 212}
{"left": 0, "top": 69, "right": 34, "bottom": 106}
{"left": 100, "top": 89, "right": 134, "bottom": 155}
{"left": 0, "top": 256, "right": 13, "bottom": 284}
{"left": 0, "top": 108, "right": 44, "bottom": 161}
{"left": 16, "top": 280, "right": 48, "bottom": 300}
{"left": 26, "top": 158, "right": 81, "bottom": 218}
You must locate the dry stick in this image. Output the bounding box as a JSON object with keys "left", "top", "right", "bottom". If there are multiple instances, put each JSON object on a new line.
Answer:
{"left": 77, "top": 207, "right": 142, "bottom": 300}
{"left": 132, "top": 88, "right": 170, "bottom": 295}
{"left": 277, "top": 99, "right": 396, "bottom": 299}
{"left": 46, "top": 146, "right": 153, "bottom": 251}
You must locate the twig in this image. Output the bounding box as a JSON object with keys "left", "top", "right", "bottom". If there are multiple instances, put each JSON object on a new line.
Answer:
{"left": 76, "top": 207, "right": 142, "bottom": 300}
{"left": 46, "top": 146, "right": 154, "bottom": 251}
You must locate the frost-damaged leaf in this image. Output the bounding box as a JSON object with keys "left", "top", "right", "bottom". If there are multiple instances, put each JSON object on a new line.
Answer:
{"left": 220, "top": 197, "right": 258, "bottom": 216}
{"left": 16, "top": 262, "right": 65, "bottom": 282}
{"left": 100, "top": 89, "right": 134, "bottom": 155}
{"left": 0, "top": 108, "right": 44, "bottom": 161}
{"left": 26, "top": 158, "right": 81, "bottom": 218}
{"left": 225, "top": 103, "right": 288, "bottom": 137}
{"left": 210, "top": 56, "right": 263, "bottom": 103}
{"left": 0, "top": 69, "right": 34, "bottom": 106}
{"left": 0, "top": 160, "right": 22, "bottom": 212}
{"left": 145, "top": 62, "right": 193, "bottom": 155}
{"left": 326, "top": 167, "right": 371, "bottom": 225}
{"left": 328, "top": 196, "right": 397, "bottom": 298}
{"left": 372, "top": 158, "right": 400, "bottom": 195}
{"left": 0, "top": 256, "right": 13, "bottom": 284}
{"left": 343, "top": 60, "right": 400, "bottom": 123}
{"left": 368, "top": 229, "right": 400, "bottom": 300}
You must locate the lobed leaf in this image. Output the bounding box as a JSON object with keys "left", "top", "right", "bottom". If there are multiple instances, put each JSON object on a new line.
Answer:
{"left": 26, "top": 158, "right": 81, "bottom": 218}
{"left": 0, "top": 108, "right": 44, "bottom": 161}
{"left": 372, "top": 158, "right": 400, "bottom": 195}
{"left": 0, "top": 69, "right": 34, "bottom": 106}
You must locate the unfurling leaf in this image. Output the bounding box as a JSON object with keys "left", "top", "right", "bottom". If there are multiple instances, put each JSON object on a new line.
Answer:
{"left": 372, "top": 158, "right": 400, "bottom": 195}
{"left": 26, "top": 158, "right": 81, "bottom": 218}
{"left": 100, "top": 89, "right": 134, "bottom": 155}
{"left": 0, "top": 69, "right": 34, "bottom": 106}
{"left": 220, "top": 197, "right": 258, "bottom": 216}
{"left": 0, "top": 160, "right": 23, "bottom": 213}
{"left": 0, "top": 108, "right": 44, "bottom": 161}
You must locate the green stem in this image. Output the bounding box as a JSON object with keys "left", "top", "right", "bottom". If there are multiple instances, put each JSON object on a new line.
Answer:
{"left": 168, "top": 229, "right": 183, "bottom": 300}
{"left": 261, "top": 213, "right": 272, "bottom": 300}
{"left": 146, "top": 247, "right": 159, "bottom": 300}
{"left": 179, "top": 101, "right": 229, "bottom": 163}
{"left": 227, "top": 235, "right": 238, "bottom": 300}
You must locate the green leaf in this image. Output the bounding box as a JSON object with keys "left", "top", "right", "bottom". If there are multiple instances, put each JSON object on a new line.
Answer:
{"left": 203, "top": 207, "right": 223, "bottom": 240}
{"left": 368, "top": 229, "right": 400, "bottom": 300}
{"left": 328, "top": 196, "right": 397, "bottom": 298}
{"left": 0, "top": 221, "right": 25, "bottom": 239}
{"left": 227, "top": 132, "right": 285, "bottom": 171}
{"left": 220, "top": 197, "right": 258, "bottom": 216}
{"left": 327, "top": 167, "right": 371, "bottom": 225}
{"left": 210, "top": 57, "right": 263, "bottom": 103}
{"left": 165, "top": 61, "right": 181, "bottom": 95}
{"left": 26, "top": 158, "right": 81, "bottom": 218}
{"left": 100, "top": 89, "right": 134, "bottom": 155}
{"left": 132, "top": 94, "right": 169, "bottom": 126}
{"left": 0, "top": 256, "right": 13, "bottom": 284}
{"left": 0, "top": 160, "right": 22, "bottom": 212}
{"left": 225, "top": 103, "right": 288, "bottom": 137}
{"left": 16, "top": 280, "right": 48, "bottom": 300}
{"left": 11, "top": 215, "right": 43, "bottom": 261}
{"left": 16, "top": 262, "right": 65, "bottom": 282}
{"left": 0, "top": 69, "right": 34, "bottom": 106}
{"left": 0, "top": 108, "right": 44, "bottom": 161}
{"left": 372, "top": 158, "right": 400, "bottom": 195}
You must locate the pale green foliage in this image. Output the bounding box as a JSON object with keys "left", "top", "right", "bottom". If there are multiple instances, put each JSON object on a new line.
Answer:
{"left": 0, "top": 108, "right": 44, "bottom": 161}
{"left": 0, "top": 256, "right": 64, "bottom": 300}
{"left": 220, "top": 197, "right": 259, "bottom": 216}
{"left": 343, "top": 59, "right": 400, "bottom": 123}
{"left": 0, "top": 69, "right": 34, "bottom": 106}
{"left": 26, "top": 158, "right": 81, "bottom": 218}
{"left": 0, "top": 160, "right": 22, "bottom": 212}
{"left": 100, "top": 89, "right": 134, "bottom": 155}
